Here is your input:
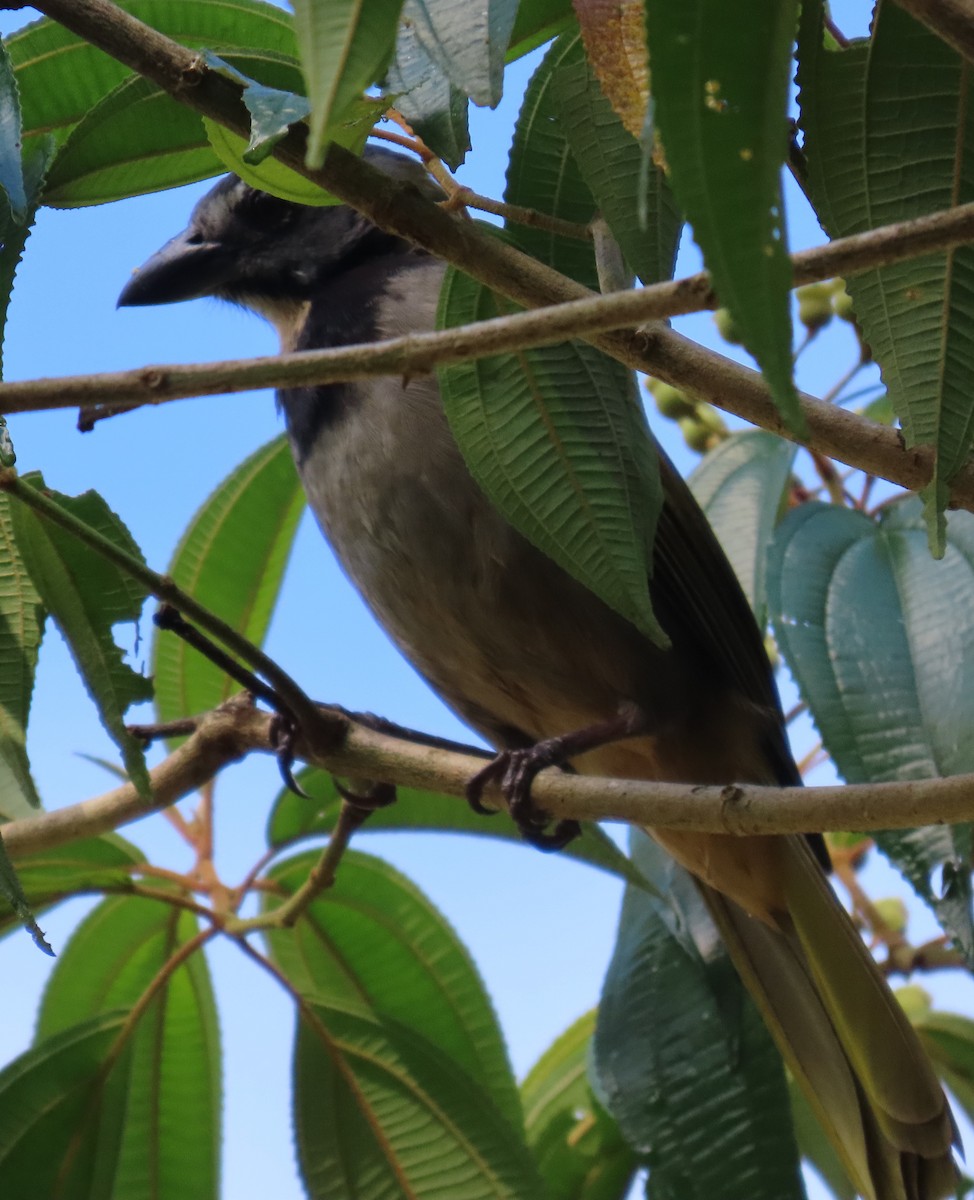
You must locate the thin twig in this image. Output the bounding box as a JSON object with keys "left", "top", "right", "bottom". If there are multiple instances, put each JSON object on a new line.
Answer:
{"left": 228, "top": 799, "right": 367, "bottom": 933}
{"left": 10, "top": 702, "right": 974, "bottom": 853}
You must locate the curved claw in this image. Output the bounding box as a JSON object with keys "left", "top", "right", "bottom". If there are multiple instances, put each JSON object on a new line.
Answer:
{"left": 270, "top": 714, "right": 309, "bottom": 798}
{"left": 466, "top": 754, "right": 509, "bottom": 816}
{"left": 467, "top": 744, "right": 574, "bottom": 848}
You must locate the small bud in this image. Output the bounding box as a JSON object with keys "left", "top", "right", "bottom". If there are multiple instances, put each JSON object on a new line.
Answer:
{"left": 873, "top": 896, "right": 909, "bottom": 935}
{"left": 832, "top": 281, "right": 856, "bottom": 322}
{"left": 713, "top": 307, "right": 742, "bottom": 344}
{"left": 650, "top": 380, "right": 696, "bottom": 420}
{"left": 895, "top": 984, "right": 932, "bottom": 1023}
{"left": 796, "top": 282, "right": 834, "bottom": 332}
{"left": 678, "top": 416, "right": 713, "bottom": 453}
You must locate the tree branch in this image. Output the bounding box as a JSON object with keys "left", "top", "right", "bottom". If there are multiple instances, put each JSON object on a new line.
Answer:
{"left": 3, "top": 199, "right": 973, "bottom": 416}
{"left": 25, "top": 0, "right": 974, "bottom": 511}
{"left": 8, "top": 699, "right": 974, "bottom": 857}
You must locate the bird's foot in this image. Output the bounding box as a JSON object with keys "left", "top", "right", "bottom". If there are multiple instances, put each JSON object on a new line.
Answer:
{"left": 466, "top": 741, "right": 581, "bottom": 852}
{"left": 466, "top": 705, "right": 649, "bottom": 852}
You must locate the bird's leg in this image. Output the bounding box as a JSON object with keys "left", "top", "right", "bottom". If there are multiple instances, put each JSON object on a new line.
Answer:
{"left": 467, "top": 703, "right": 649, "bottom": 851}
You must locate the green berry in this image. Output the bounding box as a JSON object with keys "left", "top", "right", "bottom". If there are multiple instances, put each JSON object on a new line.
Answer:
{"left": 873, "top": 896, "right": 909, "bottom": 936}
{"left": 895, "top": 984, "right": 932, "bottom": 1022}
{"left": 678, "top": 416, "right": 712, "bottom": 453}
{"left": 651, "top": 380, "right": 695, "bottom": 420}
{"left": 796, "top": 282, "right": 834, "bottom": 332}
{"left": 832, "top": 282, "right": 856, "bottom": 322}
{"left": 713, "top": 307, "right": 742, "bottom": 344}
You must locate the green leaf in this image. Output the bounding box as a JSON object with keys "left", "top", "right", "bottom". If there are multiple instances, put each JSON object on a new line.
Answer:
{"left": 153, "top": 435, "right": 304, "bottom": 728}
{"left": 522, "top": 1010, "right": 639, "bottom": 1200}
{"left": 402, "top": 0, "right": 518, "bottom": 108}
{"left": 9, "top": 476, "right": 152, "bottom": 796}
{"left": 507, "top": 0, "right": 574, "bottom": 62}
{"left": 0, "top": 832, "right": 51, "bottom": 954}
{"left": 36, "top": 896, "right": 221, "bottom": 1199}
{"left": 0, "top": 491, "right": 44, "bottom": 816}
{"left": 688, "top": 430, "right": 797, "bottom": 628}
{"left": 0, "top": 1012, "right": 132, "bottom": 1193}
{"left": 505, "top": 34, "right": 599, "bottom": 289}
{"left": 547, "top": 34, "right": 681, "bottom": 286}
{"left": 593, "top": 832, "right": 803, "bottom": 1200}
{"left": 438, "top": 261, "right": 666, "bottom": 645}
{"left": 291, "top": 0, "right": 403, "bottom": 168}
{"left": 263, "top": 849, "right": 521, "bottom": 1124}
{"left": 645, "top": 0, "right": 800, "bottom": 428}
{"left": 203, "top": 94, "right": 385, "bottom": 204}
{"left": 42, "top": 51, "right": 305, "bottom": 207}
{"left": 0, "top": 834, "right": 144, "bottom": 943}
{"left": 915, "top": 1011, "right": 974, "bottom": 1127}
{"left": 266, "top": 766, "right": 652, "bottom": 892}
{"left": 293, "top": 1000, "right": 543, "bottom": 1199}
{"left": 0, "top": 40, "right": 25, "bottom": 221}
{"left": 767, "top": 497, "right": 974, "bottom": 962}
{"left": 0, "top": 136, "right": 53, "bottom": 376}
{"left": 797, "top": 1, "right": 974, "bottom": 550}
{"left": 386, "top": 7, "right": 470, "bottom": 170}
{"left": 7, "top": 0, "right": 297, "bottom": 143}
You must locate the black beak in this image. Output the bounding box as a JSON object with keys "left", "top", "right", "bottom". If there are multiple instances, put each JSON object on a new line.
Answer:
{"left": 117, "top": 228, "right": 234, "bottom": 308}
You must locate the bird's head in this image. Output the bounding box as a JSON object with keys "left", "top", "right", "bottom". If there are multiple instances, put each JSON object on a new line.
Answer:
{"left": 117, "top": 146, "right": 441, "bottom": 326}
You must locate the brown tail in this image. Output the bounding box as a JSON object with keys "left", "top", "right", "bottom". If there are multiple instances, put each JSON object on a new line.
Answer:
{"left": 700, "top": 836, "right": 956, "bottom": 1200}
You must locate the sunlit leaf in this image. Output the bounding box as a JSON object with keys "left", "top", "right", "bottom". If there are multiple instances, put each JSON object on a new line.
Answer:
{"left": 767, "top": 497, "right": 974, "bottom": 962}
{"left": 645, "top": 0, "right": 800, "bottom": 428}
{"left": 153, "top": 435, "right": 304, "bottom": 728}
{"left": 9, "top": 476, "right": 152, "bottom": 796}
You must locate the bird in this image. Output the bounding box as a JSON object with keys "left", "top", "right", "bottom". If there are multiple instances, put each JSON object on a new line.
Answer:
{"left": 118, "top": 145, "right": 956, "bottom": 1199}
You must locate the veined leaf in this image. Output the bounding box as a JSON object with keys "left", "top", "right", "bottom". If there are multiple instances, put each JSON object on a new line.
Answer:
{"left": 507, "top": 0, "right": 574, "bottom": 62}
{"left": 291, "top": 0, "right": 403, "bottom": 168}
{"left": 438, "top": 260, "right": 666, "bottom": 646}
{"left": 403, "top": 0, "right": 518, "bottom": 109}
{"left": 263, "top": 849, "right": 521, "bottom": 1125}
{"left": 688, "top": 430, "right": 797, "bottom": 628}
{"left": 767, "top": 497, "right": 974, "bottom": 962}
{"left": 386, "top": 7, "right": 470, "bottom": 170}
{"left": 505, "top": 34, "right": 598, "bottom": 289}
{"left": 6, "top": 0, "right": 297, "bottom": 143}
{"left": 36, "top": 896, "right": 220, "bottom": 1199}
{"left": 522, "top": 1009, "right": 639, "bottom": 1200}
{"left": 797, "top": 0, "right": 974, "bottom": 550}
{"left": 293, "top": 1000, "right": 543, "bottom": 1199}
{"left": 9, "top": 476, "right": 152, "bottom": 796}
{"left": 547, "top": 33, "right": 681, "bottom": 286}
{"left": 0, "top": 136, "right": 53, "bottom": 376}
{"left": 0, "top": 40, "right": 25, "bottom": 220}
{"left": 0, "top": 491, "right": 44, "bottom": 816}
{"left": 153, "top": 435, "right": 304, "bottom": 728}
{"left": 0, "top": 1012, "right": 132, "bottom": 1193}
{"left": 593, "top": 831, "right": 803, "bottom": 1200}
{"left": 43, "top": 51, "right": 305, "bottom": 207}
{"left": 645, "top": 0, "right": 800, "bottom": 428}
{"left": 0, "top": 834, "right": 144, "bottom": 942}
